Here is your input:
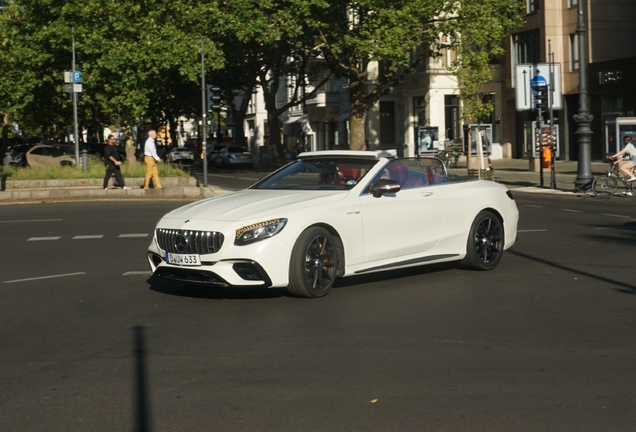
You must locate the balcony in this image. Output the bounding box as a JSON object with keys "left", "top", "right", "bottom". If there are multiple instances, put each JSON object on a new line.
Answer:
{"left": 305, "top": 92, "right": 340, "bottom": 107}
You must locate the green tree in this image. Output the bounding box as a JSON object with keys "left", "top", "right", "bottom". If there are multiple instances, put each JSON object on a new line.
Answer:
{"left": 0, "top": 0, "right": 225, "bottom": 162}
{"left": 310, "top": 0, "right": 525, "bottom": 150}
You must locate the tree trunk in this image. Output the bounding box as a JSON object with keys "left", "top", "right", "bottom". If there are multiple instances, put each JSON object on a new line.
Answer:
{"left": 269, "top": 116, "right": 283, "bottom": 163}
{"left": 168, "top": 117, "right": 179, "bottom": 147}
{"left": 349, "top": 111, "right": 367, "bottom": 151}
{"left": 0, "top": 114, "right": 9, "bottom": 164}
{"left": 124, "top": 123, "right": 137, "bottom": 164}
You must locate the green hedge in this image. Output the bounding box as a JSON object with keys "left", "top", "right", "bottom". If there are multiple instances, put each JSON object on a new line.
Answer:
{"left": 1, "top": 161, "right": 190, "bottom": 180}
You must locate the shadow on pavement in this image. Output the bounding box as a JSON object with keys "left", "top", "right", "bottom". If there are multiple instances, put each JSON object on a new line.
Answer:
{"left": 147, "top": 277, "right": 289, "bottom": 300}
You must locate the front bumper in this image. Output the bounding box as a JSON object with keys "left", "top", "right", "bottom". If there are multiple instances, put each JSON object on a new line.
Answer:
{"left": 147, "top": 220, "right": 298, "bottom": 288}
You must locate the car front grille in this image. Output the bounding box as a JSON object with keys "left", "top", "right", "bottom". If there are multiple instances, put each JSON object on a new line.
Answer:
{"left": 156, "top": 229, "right": 224, "bottom": 254}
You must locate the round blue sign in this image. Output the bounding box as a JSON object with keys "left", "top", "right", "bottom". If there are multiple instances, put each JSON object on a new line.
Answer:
{"left": 530, "top": 75, "right": 547, "bottom": 92}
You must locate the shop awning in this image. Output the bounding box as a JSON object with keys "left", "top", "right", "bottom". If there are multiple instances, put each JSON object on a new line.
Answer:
{"left": 284, "top": 116, "right": 301, "bottom": 124}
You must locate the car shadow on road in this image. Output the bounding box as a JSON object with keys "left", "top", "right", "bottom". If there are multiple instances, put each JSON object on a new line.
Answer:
{"left": 147, "top": 262, "right": 462, "bottom": 299}
{"left": 333, "top": 261, "right": 459, "bottom": 289}
{"left": 147, "top": 277, "right": 291, "bottom": 300}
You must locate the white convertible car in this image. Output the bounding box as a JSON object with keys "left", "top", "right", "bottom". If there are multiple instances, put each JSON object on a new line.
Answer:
{"left": 147, "top": 151, "right": 519, "bottom": 298}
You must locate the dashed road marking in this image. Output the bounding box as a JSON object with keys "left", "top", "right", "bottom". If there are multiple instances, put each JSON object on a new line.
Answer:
{"left": 602, "top": 214, "right": 632, "bottom": 219}
{"left": 560, "top": 209, "right": 582, "bottom": 213}
{"left": 73, "top": 235, "right": 104, "bottom": 240}
{"left": 0, "top": 219, "right": 62, "bottom": 223}
{"left": 27, "top": 236, "right": 61, "bottom": 241}
{"left": 118, "top": 234, "right": 149, "bottom": 238}
{"left": 4, "top": 272, "right": 86, "bottom": 284}
{"left": 523, "top": 205, "right": 544, "bottom": 208}
{"left": 517, "top": 229, "right": 548, "bottom": 232}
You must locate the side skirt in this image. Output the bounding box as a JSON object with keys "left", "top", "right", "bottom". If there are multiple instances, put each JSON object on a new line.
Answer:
{"left": 354, "top": 254, "right": 460, "bottom": 274}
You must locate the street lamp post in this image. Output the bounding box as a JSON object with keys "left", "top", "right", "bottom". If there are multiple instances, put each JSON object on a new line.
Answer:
{"left": 573, "top": 0, "right": 593, "bottom": 191}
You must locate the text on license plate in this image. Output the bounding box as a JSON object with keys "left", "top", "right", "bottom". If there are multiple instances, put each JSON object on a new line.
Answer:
{"left": 166, "top": 252, "right": 201, "bottom": 266}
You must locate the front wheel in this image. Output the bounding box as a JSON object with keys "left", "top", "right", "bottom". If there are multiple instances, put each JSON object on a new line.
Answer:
{"left": 461, "top": 211, "right": 504, "bottom": 271}
{"left": 592, "top": 175, "right": 617, "bottom": 198}
{"left": 288, "top": 227, "right": 338, "bottom": 298}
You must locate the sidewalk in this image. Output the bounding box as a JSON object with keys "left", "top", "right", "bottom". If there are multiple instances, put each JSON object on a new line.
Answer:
{"left": 0, "top": 176, "right": 222, "bottom": 203}
{"left": 0, "top": 158, "right": 605, "bottom": 203}
{"left": 448, "top": 158, "right": 606, "bottom": 196}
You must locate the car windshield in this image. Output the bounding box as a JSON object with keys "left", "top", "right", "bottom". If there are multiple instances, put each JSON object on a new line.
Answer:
{"left": 252, "top": 158, "right": 377, "bottom": 190}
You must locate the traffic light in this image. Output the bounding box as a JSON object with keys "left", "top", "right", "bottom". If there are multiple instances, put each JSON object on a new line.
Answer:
{"left": 535, "top": 88, "right": 548, "bottom": 110}
{"left": 206, "top": 85, "right": 221, "bottom": 111}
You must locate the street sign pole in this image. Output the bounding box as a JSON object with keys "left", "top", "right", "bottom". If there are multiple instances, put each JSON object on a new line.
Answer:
{"left": 201, "top": 37, "right": 207, "bottom": 188}
{"left": 549, "top": 41, "right": 556, "bottom": 189}
{"left": 71, "top": 28, "right": 80, "bottom": 167}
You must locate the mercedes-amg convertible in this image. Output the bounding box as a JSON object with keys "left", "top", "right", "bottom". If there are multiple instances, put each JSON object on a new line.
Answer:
{"left": 147, "top": 151, "right": 519, "bottom": 298}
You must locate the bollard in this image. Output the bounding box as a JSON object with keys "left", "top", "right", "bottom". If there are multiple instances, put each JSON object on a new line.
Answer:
{"left": 81, "top": 149, "right": 88, "bottom": 173}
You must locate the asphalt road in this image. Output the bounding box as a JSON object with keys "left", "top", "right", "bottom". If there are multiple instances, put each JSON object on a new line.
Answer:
{"left": 1, "top": 193, "right": 635, "bottom": 431}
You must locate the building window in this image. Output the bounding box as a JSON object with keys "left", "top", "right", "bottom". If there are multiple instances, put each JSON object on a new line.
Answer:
{"left": 527, "top": 0, "right": 538, "bottom": 13}
{"left": 570, "top": 33, "right": 580, "bottom": 71}
{"left": 568, "top": 0, "right": 578, "bottom": 7}
{"left": 444, "top": 95, "right": 460, "bottom": 142}
{"left": 380, "top": 102, "right": 395, "bottom": 144}
{"left": 513, "top": 30, "right": 540, "bottom": 65}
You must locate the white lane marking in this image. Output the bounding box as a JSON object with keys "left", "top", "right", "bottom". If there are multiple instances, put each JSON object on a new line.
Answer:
{"left": 27, "top": 236, "right": 61, "bottom": 241}
{"left": 517, "top": 229, "right": 548, "bottom": 232}
{"left": 118, "top": 234, "right": 149, "bottom": 238}
{"left": 560, "top": 209, "right": 582, "bottom": 213}
{"left": 0, "top": 219, "right": 62, "bottom": 223}
{"left": 73, "top": 235, "right": 104, "bottom": 240}
{"left": 4, "top": 272, "right": 86, "bottom": 284}
{"left": 123, "top": 271, "right": 151, "bottom": 276}
{"left": 602, "top": 214, "right": 632, "bottom": 219}
{"left": 594, "top": 226, "right": 636, "bottom": 230}
{"left": 523, "top": 205, "right": 544, "bottom": 208}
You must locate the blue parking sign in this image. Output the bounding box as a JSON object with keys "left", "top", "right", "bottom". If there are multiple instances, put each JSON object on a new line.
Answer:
{"left": 530, "top": 75, "right": 547, "bottom": 92}
{"left": 73, "top": 71, "right": 82, "bottom": 83}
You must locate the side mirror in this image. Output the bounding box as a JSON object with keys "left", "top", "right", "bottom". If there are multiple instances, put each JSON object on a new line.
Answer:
{"left": 372, "top": 179, "right": 401, "bottom": 197}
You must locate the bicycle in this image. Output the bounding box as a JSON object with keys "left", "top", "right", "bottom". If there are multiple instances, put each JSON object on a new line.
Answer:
{"left": 591, "top": 158, "right": 635, "bottom": 198}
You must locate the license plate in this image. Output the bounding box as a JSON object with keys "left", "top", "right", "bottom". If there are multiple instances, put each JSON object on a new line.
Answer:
{"left": 165, "top": 252, "right": 201, "bottom": 266}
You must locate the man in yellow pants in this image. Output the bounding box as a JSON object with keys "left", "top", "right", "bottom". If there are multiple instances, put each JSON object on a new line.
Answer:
{"left": 143, "top": 130, "right": 162, "bottom": 189}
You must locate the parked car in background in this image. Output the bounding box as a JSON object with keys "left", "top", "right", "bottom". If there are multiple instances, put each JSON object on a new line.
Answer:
{"left": 203, "top": 144, "right": 226, "bottom": 166}
{"left": 54, "top": 144, "right": 100, "bottom": 163}
{"left": 25, "top": 144, "right": 75, "bottom": 168}
{"left": 214, "top": 146, "right": 253, "bottom": 168}
{"left": 165, "top": 147, "right": 194, "bottom": 164}
{"left": 2, "top": 144, "right": 32, "bottom": 167}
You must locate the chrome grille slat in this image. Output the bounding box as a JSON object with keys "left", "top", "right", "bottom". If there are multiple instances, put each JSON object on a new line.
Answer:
{"left": 156, "top": 228, "right": 224, "bottom": 254}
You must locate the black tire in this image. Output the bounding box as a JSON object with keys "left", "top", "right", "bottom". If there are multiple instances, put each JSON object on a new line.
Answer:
{"left": 288, "top": 227, "right": 338, "bottom": 298}
{"left": 461, "top": 210, "right": 504, "bottom": 271}
{"left": 592, "top": 175, "right": 617, "bottom": 198}
{"left": 60, "top": 160, "right": 73, "bottom": 167}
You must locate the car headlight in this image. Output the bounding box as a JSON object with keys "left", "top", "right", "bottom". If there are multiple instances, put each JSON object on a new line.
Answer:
{"left": 235, "top": 218, "right": 287, "bottom": 245}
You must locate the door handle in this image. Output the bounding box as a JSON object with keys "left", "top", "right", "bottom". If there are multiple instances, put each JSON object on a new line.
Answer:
{"left": 420, "top": 192, "right": 433, "bottom": 197}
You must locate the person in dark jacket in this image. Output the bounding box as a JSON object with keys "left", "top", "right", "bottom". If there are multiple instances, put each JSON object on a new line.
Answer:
{"left": 103, "top": 135, "right": 130, "bottom": 190}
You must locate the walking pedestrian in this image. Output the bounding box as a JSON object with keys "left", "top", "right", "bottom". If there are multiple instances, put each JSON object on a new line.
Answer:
{"left": 103, "top": 135, "right": 130, "bottom": 190}
{"left": 143, "top": 130, "right": 162, "bottom": 189}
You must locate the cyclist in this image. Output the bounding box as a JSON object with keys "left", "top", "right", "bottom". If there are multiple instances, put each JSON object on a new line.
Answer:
{"left": 609, "top": 136, "right": 636, "bottom": 182}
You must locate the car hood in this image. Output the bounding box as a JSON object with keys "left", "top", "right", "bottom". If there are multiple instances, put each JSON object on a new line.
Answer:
{"left": 161, "top": 189, "right": 349, "bottom": 222}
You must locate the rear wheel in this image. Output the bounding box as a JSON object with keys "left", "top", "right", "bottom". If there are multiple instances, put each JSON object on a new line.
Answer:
{"left": 60, "top": 161, "right": 73, "bottom": 167}
{"left": 288, "top": 227, "right": 337, "bottom": 298}
{"left": 461, "top": 211, "right": 504, "bottom": 271}
{"left": 592, "top": 175, "right": 617, "bottom": 198}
